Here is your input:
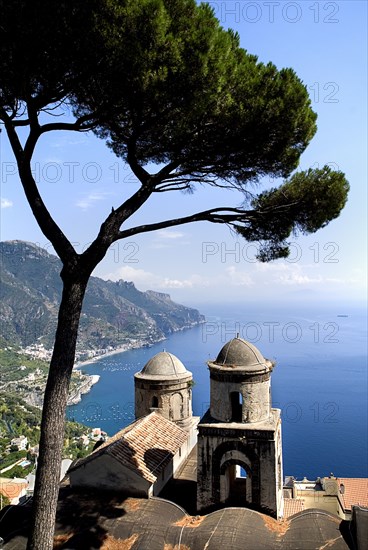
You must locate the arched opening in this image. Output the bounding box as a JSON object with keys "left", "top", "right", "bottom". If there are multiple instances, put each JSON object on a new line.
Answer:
{"left": 187, "top": 389, "right": 192, "bottom": 416}
{"left": 230, "top": 391, "right": 243, "bottom": 422}
{"left": 212, "top": 441, "right": 260, "bottom": 510}
{"left": 151, "top": 396, "right": 159, "bottom": 408}
{"left": 170, "top": 392, "right": 183, "bottom": 421}
{"left": 220, "top": 459, "right": 252, "bottom": 506}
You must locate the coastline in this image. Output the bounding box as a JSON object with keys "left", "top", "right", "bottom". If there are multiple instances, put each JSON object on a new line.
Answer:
{"left": 74, "top": 338, "right": 165, "bottom": 370}
{"left": 74, "top": 345, "right": 131, "bottom": 369}
{"left": 67, "top": 374, "right": 101, "bottom": 405}
{"left": 72, "top": 321, "right": 206, "bottom": 398}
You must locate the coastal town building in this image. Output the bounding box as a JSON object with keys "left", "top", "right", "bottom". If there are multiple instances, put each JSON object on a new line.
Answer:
{"left": 78, "top": 434, "right": 90, "bottom": 448}
{"left": 0, "top": 478, "right": 28, "bottom": 506}
{"left": 285, "top": 475, "right": 368, "bottom": 520}
{"left": 10, "top": 436, "right": 27, "bottom": 451}
{"left": 336, "top": 478, "right": 368, "bottom": 519}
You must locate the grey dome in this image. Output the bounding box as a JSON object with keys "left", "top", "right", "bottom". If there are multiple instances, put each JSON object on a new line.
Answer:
{"left": 215, "top": 337, "right": 266, "bottom": 367}
{"left": 139, "top": 351, "right": 188, "bottom": 377}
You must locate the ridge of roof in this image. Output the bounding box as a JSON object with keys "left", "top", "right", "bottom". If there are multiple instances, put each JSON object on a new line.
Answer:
{"left": 68, "top": 412, "right": 188, "bottom": 483}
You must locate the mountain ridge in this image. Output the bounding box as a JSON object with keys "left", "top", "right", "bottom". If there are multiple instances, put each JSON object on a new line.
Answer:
{"left": 0, "top": 240, "right": 205, "bottom": 353}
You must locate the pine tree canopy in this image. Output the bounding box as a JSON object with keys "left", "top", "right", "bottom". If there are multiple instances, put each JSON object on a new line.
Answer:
{"left": 0, "top": 0, "right": 349, "bottom": 261}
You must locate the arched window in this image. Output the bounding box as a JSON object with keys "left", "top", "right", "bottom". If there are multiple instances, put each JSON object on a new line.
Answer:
{"left": 230, "top": 391, "right": 243, "bottom": 422}
{"left": 236, "top": 466, "right": 247, "bottom": 479}
{"left": 220, "top": 460, "right": 252, "bottom": 505}
{"left": 151, "top": 396, "right": 159, "bottom": 408}
{"left": 170, "top": 392, "right": 183, "bottom": 421}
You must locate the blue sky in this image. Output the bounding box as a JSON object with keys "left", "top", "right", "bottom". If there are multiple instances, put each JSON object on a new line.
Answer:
{"left": 0, "top": 0, "right": 367, "bottom": 307}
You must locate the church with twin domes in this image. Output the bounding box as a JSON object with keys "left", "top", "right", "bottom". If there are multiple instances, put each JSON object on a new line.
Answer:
{"left": 4, "top": 337, "right": 364, "bottom": 549}
{"left": 69, "top": 335, "right": 284, "bottom": 518}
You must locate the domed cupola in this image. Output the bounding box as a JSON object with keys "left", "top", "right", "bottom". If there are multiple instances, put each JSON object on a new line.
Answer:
{"left": 215, "top": 337, "right": 270, "bottom": 369}
{"left": 139, "top": 351, "right": 188, "bottom": 378}
{"left": 134, "top": 351, "right": 193, "bottom": 430}
{"left": 208, "top": 337, "right": 274, "bottom": 423}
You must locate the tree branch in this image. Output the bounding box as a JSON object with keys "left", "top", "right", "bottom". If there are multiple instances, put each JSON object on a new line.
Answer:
{"left": 153, "top": 160, "right": 181, "bottom": 181}
{"left": 116, "top": 207, "right": 254, "bottom": 239}
{"left": 12, "top": 118, "right": 30, "bottom": 126}
{"left": 154, "top": 182, "right": 193, "bottom": 192}
{"left": 0, "top": 108, "right": 77, "bottom": 266}
{"left": 19, "top": 164, "right": 77, "bottom": 267}
{"left": 80, "top": 181, "right": 157, "bottom": 271}
{"left": 0, "top": 108, "right": 24, "bottom": 163}
{"left": 126, "top": 137, "right": 150, "bottom": 184}
{"left": 39, "top": 114, "right": 97, "bottom": 135}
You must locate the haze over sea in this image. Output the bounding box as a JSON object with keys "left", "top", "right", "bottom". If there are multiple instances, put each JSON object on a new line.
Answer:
{"left": 67, "top": 300, "right": 367, "bottom": 480}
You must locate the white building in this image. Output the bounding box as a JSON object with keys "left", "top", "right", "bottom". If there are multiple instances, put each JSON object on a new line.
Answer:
{"left": 10, "top": 436, "right": 28, "bottom": 451}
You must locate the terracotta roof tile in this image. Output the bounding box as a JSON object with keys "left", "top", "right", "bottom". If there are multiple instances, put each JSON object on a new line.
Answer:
{"left": 69, "top": 412, "right": 188, "bottom": 483}
{"left": 0, "top": 479, "right": 28, "bottom": 500}
{"left": 283, "top": 498, "right": 305, "bottom": 518}
{"left": 337, "top": 478, "right": 368, "bottom": 511}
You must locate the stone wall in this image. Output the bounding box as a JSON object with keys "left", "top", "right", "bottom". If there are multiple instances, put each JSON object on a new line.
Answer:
{"left": 208, "top": 364, "right": 272, "bottom": 423}
{"left": 197, "top": 410, "right": 283, "bottom": 517}
{"left": 135, "top": 375, "right": 193, "bottom": 429}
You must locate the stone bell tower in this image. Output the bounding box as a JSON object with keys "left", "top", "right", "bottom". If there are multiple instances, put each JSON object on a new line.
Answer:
{"left": 197, "top": 337, "right": 284, "bottom": 518}
{"left": 134, "top": 351, "right": 194, "bottom": 432}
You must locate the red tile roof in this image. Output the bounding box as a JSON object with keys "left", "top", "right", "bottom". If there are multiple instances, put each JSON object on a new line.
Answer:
{"left": 337, "top": 478, "right": 368, "bottom": 511}
{"left": 283, "top": 498, "right": 305, "bottom": 518}
{"left": 0, "top": 478, "right": 28, "bottom": 500}
{"left": 70, "top": 412, "right": 188, "bottom": 483}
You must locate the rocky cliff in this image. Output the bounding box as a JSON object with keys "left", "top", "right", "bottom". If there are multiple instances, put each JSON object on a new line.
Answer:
{"left": 0, "top": 241, "right": 205, "bottom": 352}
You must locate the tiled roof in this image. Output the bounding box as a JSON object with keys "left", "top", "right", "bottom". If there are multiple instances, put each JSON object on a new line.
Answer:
{"left": 69, "top": 412, "right": 188, "bottom": 483}
{"left": 283, "top": 498, "right": 305, "bottom": 518}
{"left": 337, "top": 478, "right": 368, "bottom": 511}
{"left": 0, "top": 478, "right": 28, "bottom": 500}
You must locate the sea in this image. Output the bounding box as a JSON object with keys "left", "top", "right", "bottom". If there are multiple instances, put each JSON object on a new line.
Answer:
{"left": 67, "top": 301, "right": 368, "bottom": 480}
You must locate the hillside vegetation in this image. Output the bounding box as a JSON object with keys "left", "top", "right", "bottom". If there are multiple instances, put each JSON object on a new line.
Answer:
{"left": 0, "top": 392, "right": 95, "bottom": 472}
{"left": 0, "top": 240, "right": 204, "bottom": 352}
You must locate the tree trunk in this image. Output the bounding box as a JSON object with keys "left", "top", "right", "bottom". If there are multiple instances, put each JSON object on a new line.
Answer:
{"left": 26, "top": 276, "right": 88, "bottom": 550}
